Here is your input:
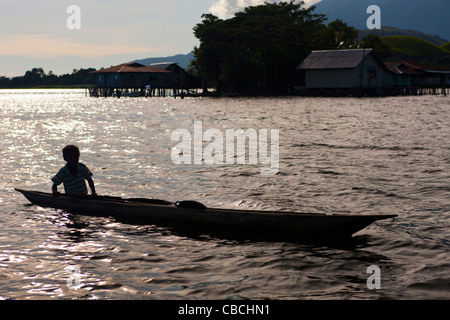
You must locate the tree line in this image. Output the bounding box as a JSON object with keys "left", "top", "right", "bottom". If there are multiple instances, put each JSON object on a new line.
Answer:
{"left": 0, "top": 67, "right": 95, "bottom": 88}
{"left": 1, "top": 1, "right": 391, "bottom": 92}
{"left": 190, "top": 0, "right": 391, "bottom": 95}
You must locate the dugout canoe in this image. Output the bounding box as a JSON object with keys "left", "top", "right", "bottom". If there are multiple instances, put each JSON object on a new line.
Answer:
{"left": 15, "top": 188, "right": 397, "bottom": 240}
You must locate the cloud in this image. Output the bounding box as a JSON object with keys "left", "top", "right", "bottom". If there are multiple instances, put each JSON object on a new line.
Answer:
{"left": 209, "top": 0, "right": 275, "bottom": 18}
{"left": 209, "top": 0, "right": 322, "bottom": 19}
{"left": 209, "top": 0, "right": 255, "bottom": 19}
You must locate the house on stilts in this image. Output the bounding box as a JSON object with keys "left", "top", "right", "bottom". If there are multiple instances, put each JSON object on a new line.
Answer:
{"left": 385, "top": 60, "right": 450, "bottom": 95}
{"left": 149, "top": 62, "right": 201, "bottom": 97}
{"left": 88, "top": 62, "right": 201, "bottom": 97}
{"left": 296, "top": 49, "right": 394, "bottom": 96}
{"left": 296, "top": 48, "right": 450, "bottom": 97}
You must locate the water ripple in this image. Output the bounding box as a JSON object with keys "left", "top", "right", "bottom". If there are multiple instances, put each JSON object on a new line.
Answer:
{"left": 1, "top": 90, "right": 449, "bottom": 299}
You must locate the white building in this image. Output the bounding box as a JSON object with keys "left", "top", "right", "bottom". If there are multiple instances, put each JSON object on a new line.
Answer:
{"left": 297, "top": 49, "right": 393, "bottom": 93}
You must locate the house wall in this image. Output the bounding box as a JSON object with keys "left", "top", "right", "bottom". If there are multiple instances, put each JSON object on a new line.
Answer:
{"left": 304, "top": 54, "right": 393, "bottom": 89}
{"left": 160, "top": 64, "right": 201, "bottom": 89}
{"left": 95, "top": 72, "right": 174, "bottom": 88}
{"left": 425, "top": 76, "right": 441, "bottom": 86}
{"left": 412, "top": 74, "right": 449, "bottom": 87}
{"left": 305, "top": 69, "right": 355, "bottom": 88}
{"left": 95, "top": 74, "right": 123, "bottom": 88}
{"left": 393, "top": 74, "right": 412, "bottom": 87}
{"left": 352, "top": 55, "right": 393, "bottom": 88}
{"left": 95, "top": 74, "right": 106, "bottom": 87}
{"left": 120, "top": 73, "right": 172, "bottom": 88}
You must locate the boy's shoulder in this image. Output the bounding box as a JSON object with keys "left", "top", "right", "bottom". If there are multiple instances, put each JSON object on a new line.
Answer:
{"left": 57, "top": 165, "right": 68, "bottom": 173}
{"left": 78, "top": 163, "right": 93, "bottom": 174}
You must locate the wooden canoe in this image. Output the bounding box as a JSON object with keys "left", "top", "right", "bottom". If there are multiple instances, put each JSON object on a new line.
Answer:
{"left": 15, "top": 188, "right": 397, "bottom": 240}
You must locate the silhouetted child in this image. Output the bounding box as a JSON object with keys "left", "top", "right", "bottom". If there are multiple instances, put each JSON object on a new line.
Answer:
{"left": 52, "top": 145, "right": 97, "bottom": 197}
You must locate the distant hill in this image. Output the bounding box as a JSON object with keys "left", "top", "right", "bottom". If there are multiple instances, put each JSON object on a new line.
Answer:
{"left": 313, "top": 0, "right": 450, "bottom": 41}
{"left": 377, "top": 36, "right": 450, "bottom": 69}
{"left": 380, "top": 36, "right": 450, "bottom": 56}
{"left": 133, "top": 52, "right": 194, "bottom": 69}
{"left": 359, "top": 27, "right": 448, "bottom": 46}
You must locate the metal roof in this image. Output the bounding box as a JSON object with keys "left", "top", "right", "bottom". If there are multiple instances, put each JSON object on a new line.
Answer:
{"left": 297, "top": 49, "right": 373, "bottom": 70}
{"left": 384, "top": 60, "right": 450, "bottom": 75}
{"left": 91, "top": 62, "right": 172, "bottom": 74}
{"left": 149, "top": 62, "right": 177, "bottom": 70}
{"left": 384, "top": 61, "right": 423, "bottom": 75}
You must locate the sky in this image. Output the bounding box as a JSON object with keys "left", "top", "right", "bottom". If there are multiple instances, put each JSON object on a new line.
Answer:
{"left": 0, "top": 0, "right": 321, "bottom": 77}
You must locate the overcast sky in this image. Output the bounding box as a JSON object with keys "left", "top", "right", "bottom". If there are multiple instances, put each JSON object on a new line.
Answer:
{"left": 0, "top": 0, "right": 321, "bottom": 77}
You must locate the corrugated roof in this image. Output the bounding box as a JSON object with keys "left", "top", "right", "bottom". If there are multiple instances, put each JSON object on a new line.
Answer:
{"left": 297, "top": 49, "right": 373, "bottom": 70}
{"left": 149, "top": 62, "right": 176, "bottom": 70}
{"left": 384, "top": 61, "right": 422, "bottom": 75}
{"left": 384, "top": 61, "right": 450, "bottom": 75}
{"left": 400, "top": 61, "right": 450, "bottom": 74}
{"left": 91, "top": 62, "right": 172, "bottom": 74}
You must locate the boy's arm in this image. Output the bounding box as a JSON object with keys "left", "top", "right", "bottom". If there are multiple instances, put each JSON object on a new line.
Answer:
{"left": 52, "top": 183, "right": 58, "bottom": 196}
{"left": 88, "top": 177, "right": 97, "bottom": 196}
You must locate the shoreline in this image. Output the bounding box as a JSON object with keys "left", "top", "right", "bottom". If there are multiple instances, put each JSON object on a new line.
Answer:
{"left": 0, "top": 84, "right": 93, "bottom": 90}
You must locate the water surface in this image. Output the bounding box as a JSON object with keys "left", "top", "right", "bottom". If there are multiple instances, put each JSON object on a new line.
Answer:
{"left": 1, "top": 89, "right": 449, "bottom": 299}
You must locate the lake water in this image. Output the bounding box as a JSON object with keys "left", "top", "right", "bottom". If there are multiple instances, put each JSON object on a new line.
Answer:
{"left": 0, "top": 89, "right": 449, "bottom": 300}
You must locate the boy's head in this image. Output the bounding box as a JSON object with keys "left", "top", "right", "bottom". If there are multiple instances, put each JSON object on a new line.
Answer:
{"left": 62, "top": 145, "right": 80, "bottom": 162}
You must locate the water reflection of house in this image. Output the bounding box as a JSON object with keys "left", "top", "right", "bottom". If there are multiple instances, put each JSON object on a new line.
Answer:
{"left": 297, "top": 49, "right": 393, "bottom": 96}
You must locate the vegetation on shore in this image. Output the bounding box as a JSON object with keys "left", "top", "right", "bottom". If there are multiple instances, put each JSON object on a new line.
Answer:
{"left": 1, "top": 1, "right": 448, "bottom": 92}
{"left": 190, "top": 1, "right": 361, "bottom": 95}
{"left": 0, "top": 68, "right": 95, "bottom": 89}
{"left": 189, "top": 1, "right": 449, "bottom": 95}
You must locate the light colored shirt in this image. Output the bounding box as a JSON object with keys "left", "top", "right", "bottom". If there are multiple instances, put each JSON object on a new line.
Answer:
{"left": 51, "top": 163, "right": 93, "bottom": 196}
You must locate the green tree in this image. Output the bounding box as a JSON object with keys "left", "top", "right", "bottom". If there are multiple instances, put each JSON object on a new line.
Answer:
{"left": 191, "top": 14, "right": 225, "bottom": 92}
{"left": 360, "top": 34, "right": 392, "bottom": 59}
{"left": 192, "top": 1, "right": 327, "bottom": 94}
{"left": 23, "top": 68, "right": 46, "bottom": 86}
{"left": 0, "top": 76, "right": 10, "bottom": 87}
{"left": 0, "top": 67, "right": 96, "bottom": 88}
{"left": 326, "top": 19, "right": 359, "bottom": 49}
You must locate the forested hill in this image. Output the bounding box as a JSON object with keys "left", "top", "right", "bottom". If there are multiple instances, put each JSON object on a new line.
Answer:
{"left": 359, "top": 27, "right": 448, "bottom": 46}
{"left": 313, "top": 0, "right": 450, "bottom": 41}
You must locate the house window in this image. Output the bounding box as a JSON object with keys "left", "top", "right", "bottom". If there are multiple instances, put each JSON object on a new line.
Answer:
{"left": 367, "top": 67, "right": 377, "bottom": 80}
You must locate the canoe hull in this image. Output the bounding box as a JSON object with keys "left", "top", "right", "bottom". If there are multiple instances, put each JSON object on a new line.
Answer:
{"left": 15, "top": 189, "right": 397, "bottom": 240}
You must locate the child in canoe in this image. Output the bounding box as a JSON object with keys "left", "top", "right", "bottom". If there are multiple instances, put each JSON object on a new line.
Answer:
{"left": 51, "top": 145, "right": 97, "bottom": 197}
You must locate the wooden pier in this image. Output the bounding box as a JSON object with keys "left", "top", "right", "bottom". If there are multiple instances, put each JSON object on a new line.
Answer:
{"left": 87, "top": 87, "right": 200, "bottom": 98}
{"left": 293, "top": 86, "right": 450, "bottom": 97}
